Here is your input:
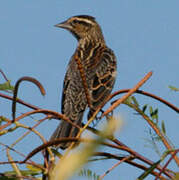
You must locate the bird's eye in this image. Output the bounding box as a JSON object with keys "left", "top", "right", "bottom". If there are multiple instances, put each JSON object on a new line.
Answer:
{"left": 73, "top": 20, "right": 78, "bottom": 24}
{"left": 71, "top": 20, "right": 78, "bottom": 26}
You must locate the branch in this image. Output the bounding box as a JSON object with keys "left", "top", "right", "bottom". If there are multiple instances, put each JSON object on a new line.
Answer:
{"left": 109, "top": 89, "right": 179, "bottom": 113}
{"left": 125, "top": 102, "right": 179, "bottom": 166}
{"left": 99, "top": 155, "right": 134, "bottom": 179}
{"left": 12, "top": 76, "right": 46, "bottom": 122}
{"left": 0, "top": 69, "right": 9, "bottom": 82}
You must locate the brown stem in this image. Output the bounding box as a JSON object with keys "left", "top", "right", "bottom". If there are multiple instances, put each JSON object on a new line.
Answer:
{"left": 12, "top": 76, "right": 46, "bottom": 122}
{"left": 100, "top": 155, "right": 134, "bottom": 179}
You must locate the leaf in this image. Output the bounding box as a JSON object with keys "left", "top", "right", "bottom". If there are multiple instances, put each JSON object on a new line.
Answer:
{"left": 137, "top": 160, "right": 161, "bottom": 179}
{"left": 124, "top": 96, "right": 132, "bottom": 104}
{"left": 149, "top": 106, "right": 158, "bottom": 122}
{"left": 51, "top": 148, "right": 63, "bottom": 158}
{"left": 142, "top": 104, "right": 148, "bottom": 113}
{"left": 168, "top": 85, "right": 179, "bottom": 92}
{"left": 0, "top": 80, "right": 14, "bottom": 91}
{"left": 78, "top": 169, "right": 100, "bottom": 180}
{"left": 131, "top": 96, "right": 139, "bottom": 107}
{"left": 2, "top": 168, "right": 41, "bottom": 179}
{"left": 0, "top": 116, "right": 9, "bottom": 125}
{"left": 26, "top": 164, "right": 42, "bottom": 174}
{"left": 149, "top": 106, "right": 153, "bottom": 117}
{"left": 151, "top": 109, "right": 158, "bottom": 121}
{"left": 0, "top": 117, "right": 4, "bottom": 126}
{"left": 161, "top": 120, "right": 166, "bottom": 135}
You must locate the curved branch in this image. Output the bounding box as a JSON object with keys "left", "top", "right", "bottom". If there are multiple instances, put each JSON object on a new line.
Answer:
{"left": 12, "top": 76, "right": 46, "bottom": 122}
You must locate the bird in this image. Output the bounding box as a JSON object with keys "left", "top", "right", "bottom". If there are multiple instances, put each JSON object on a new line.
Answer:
{"left": 50, "top": 15, "right": 117, "bottom": 149}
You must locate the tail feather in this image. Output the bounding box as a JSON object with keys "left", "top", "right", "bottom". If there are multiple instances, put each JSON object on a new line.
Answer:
{"left": 50, "top": 112, "right": 84, "bottom": 149}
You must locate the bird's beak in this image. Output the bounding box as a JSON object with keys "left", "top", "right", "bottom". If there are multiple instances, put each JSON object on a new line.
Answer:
{"left": 54, "top": 21, "right": 72, "bottom": 30}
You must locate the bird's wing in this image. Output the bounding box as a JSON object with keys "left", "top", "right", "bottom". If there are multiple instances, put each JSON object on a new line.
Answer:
{"left": 88, "top": 48, "right": 117, "bottom": 117}
{"left": 61, "top": 58, "right": 87, "bottom": 118}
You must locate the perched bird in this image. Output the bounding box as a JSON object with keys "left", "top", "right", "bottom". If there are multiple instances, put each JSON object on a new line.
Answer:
{"left": 50, "top": 15, "right": 117, "bottom": 149}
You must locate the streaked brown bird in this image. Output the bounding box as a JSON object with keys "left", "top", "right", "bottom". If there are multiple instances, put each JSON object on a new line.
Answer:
{"left": 50, "top": 15, "right": 117, "bottom": 149}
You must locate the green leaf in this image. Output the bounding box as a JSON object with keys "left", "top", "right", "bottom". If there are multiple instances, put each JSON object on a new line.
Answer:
{"left": 131, "top": 96, "right": 139, "bottom": 107}
{"left": 168, "top": 85, "right": 179, "bottom": 92}
{"left": 26, "top": 164, "right": 42, "bottom": 173}
{"left": 161, "top": 120, "right": 166, "bottom": 135}
{"left": 0, "top": 80, "right": 14, "bottom": 91}
{"left": 151, "top": 109, "right": 158, "bottom": 121}
{"left": 51, "top": 148, "right": 63, "bottom": 158}
{"left": 5, "top": 170, "right": 40, "bottom": 176}
{"left": 124, "top": 96, "right": 132, "bottom": 104}
{"left": 79, "top": 169, "right": 100, "bottom": 180}
{"left": 149, "top": 106, "right": 153, "bottom": 116}
{"left": 137, "top": 160, "right": 161, "bottom": 179}
{"left": 142, "top": 104, "right": 148, "bottom": 113}
{"left": 0, "top": 116, "right": 9, "bottom": 125}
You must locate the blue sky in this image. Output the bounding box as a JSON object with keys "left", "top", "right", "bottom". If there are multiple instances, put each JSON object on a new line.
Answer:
{"left": 0, "top": 1, "right": 179, "bottom": 179}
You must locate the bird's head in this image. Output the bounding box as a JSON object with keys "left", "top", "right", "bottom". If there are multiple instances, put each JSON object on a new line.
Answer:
{"left": 55, "top": 15, "right": 104, "bottom": 41}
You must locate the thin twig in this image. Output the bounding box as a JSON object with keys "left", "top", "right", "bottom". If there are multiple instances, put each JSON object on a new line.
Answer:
{"left": 0, "top": 92, "right": 40, "bottom": 110}
{"left": 0, "top": 69, "right": 9, "bottom": 82}
{"left": 0, "top": 160, "right": 45, "bottom": 171}
{"left": 100, "top": 155, "right": 134, "bottom": 179}
{"left": 0, "top": 142, "right": 27, "bottom": 158}
{"left": 0, "top": 142, "right": 41, "bottom": 168}
{"left": 14, "top": 122, "right": 47, "bottom": 144}
{"left": 0, "top": 109, "right": 80, "bottom": 132}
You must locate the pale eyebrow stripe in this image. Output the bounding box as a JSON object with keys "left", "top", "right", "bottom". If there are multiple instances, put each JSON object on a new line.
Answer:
{"left": 72, "top": 17, "right": 95, "bottom": 25}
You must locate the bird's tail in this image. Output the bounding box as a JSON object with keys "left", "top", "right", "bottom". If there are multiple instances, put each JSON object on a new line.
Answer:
{"left": 50, "top": 112, "right": 84, "bottom": 149}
